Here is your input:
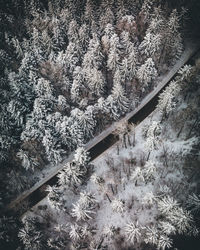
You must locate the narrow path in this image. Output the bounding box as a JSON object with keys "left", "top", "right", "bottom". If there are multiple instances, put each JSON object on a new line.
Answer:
{"left": 4, "top": 41, "right": 200, "bottom": 216}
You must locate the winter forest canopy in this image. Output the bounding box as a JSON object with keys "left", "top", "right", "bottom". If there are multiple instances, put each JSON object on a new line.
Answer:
{"left": 0, "top": 0, "right": 200, "bottom": 249}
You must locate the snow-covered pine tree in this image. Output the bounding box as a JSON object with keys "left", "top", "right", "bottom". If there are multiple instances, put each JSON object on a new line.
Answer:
{"left": 71, "top": 66, "right": 84, "bottom": 103}
{"left": 79, "top": 191, "right": 97, "bottom": 208}
{"left": 144, "top": 225, "right": 159, "bottom": 246}
{"left": 82, "top": 34, "right": 104, "bottom": 70}
{"left": 46, "top": 185, "right": 65, "bottom": 210}
{"left": 90, "top": 173, "right": 104, "bottom": 186}
{"left": 187, "top": 193, "right": 200, "bottom": 214}
{"left": 124, "top": 221, "right": 141, "bottom": 243}
{"left": 70, "top": 107, "right": 96, "bottom": 142}
{"left": 69, "top": 223, "right": 82, "bottom": 242}
{"left": 103, "top": 225, "right": 116, "bottom": 238}
{"left": 71, "top": 201, "right": 95, "bottom": 221}
{"left": 162, "top": 9, "right": 183, "bottom": 64}
{"left": 157, "top": 80, "right": 181, "bottom": 120}
{"left": 157, "top": 235, "right": 173, "bottom": 250}
{"left": 16, "top": 149, "right": 39, "bottom": 171}
{"left": 58, "top": 161, "right": 86, "bottom": 187}
{"left": 57, "top": 95, "right": 68, "bottom": 111}
{"left": 86, "top": 67, "right": 105, "bottom": 96}
{"left": 42, "top": 129, "right": 64, "bottom": 164}
{"left": 101, "top": 23, "right": 115, "bottom": 54}
{"left": 67, "top": 19, "right": 79, "bottom": 43}
{"left": 145, "top": 120, "right": 161, "bottom": 153}
{"left": 78, "top": 24, "right": 90, "bottom": 53}
{"left": 139, "top": 32, "right": 162, "bottom": 63}
{"left": 157, "top": 196, "right": 179, "bottom": 215}
{"left": 74, "top": 147, "right": 90, "bottom": 167}
{"left": 65, "top": 42, "right": 80, "bottom": 74}
{"left": 84, "top": 0, "right": 95, "bottom": 26}
{"left": 18, "top": 216, "right": 43, "bottom": 250}
{"left": 99, "top": 6, "right": 115, "bottom": 31}
{"left": 106, "top": 82, "right": 129, "bottom": 120}
{"left": 166, "top": 207, "right": 195, "bottom": 235}
{"left": 159, "top": 221, "right": 176, "bottom": 236}
{"left": 107, "top": 34, "right": 121, "bottom": 72}
{"left": 137, "top": 58, "right": 158, "bottom": 87}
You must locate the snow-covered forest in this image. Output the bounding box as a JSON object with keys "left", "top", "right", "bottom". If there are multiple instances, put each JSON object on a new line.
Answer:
{"left": 0, "top": 0, "right": 200, "bottom": 249}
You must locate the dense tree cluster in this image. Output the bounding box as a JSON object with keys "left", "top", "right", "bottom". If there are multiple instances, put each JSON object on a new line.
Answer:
{"left": 0, "top": 1, "right": 199, "bottom": 249}
{"left": 0, "top": 0, "right": 186, "bottom": 181}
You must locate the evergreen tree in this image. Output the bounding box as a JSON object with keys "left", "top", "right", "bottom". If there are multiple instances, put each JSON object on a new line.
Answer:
{"left": 106, "top": 82, "right": 129, "bottom": 120}
{"left": 107, "top": 34, "right": 121, "bottom": 72}
{"left": 137, "top": 58, "right": 158, "bottom": 86}
{"left": 86, "top": 67, "right": 105, "bottom": 96}
{"left": 124, "top": 221, "right": 141, "bottom": 243}
{"left": 71, "top": 66, "right": 84, "bottom": 103}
